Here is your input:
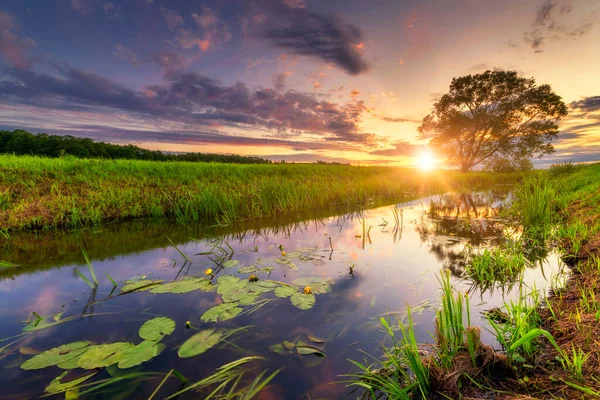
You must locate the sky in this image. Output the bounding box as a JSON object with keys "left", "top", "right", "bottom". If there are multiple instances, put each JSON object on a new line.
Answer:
{"left": 0, "top": 0, "right": 599, "bottom": 166}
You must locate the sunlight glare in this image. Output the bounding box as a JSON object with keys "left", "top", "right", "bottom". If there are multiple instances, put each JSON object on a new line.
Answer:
{"left": 417, "top": 151, "right": 437, "bottom": 171}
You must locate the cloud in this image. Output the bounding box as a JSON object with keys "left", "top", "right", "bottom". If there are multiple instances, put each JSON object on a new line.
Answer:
{"left": 521, "top": 0, "right": 597, "bottom": 52}
{"left": 70, "top": 0, "right": 123, "bottom": 19}
{"left": 272, "top": 72, "right": 293, "bottom": 91}
{"left": 248, "top": 0, "right": 370, "bottom": 75}
{"left": 190, "top": 6, "right": 232, "bottom": 49}
{"left": 570, "top": 96, "right": 600, "bottom": 113}
{"left": 0, "top": 62, "right": 374, "bottom": 144}
{"left": 380, "top": 116, "right": 420, "bottom": 123}
{"left": 350, "top": 89, "right": 361, "bottom": 98}
{"left": 0, "top": 11, "right": 36, "bottom": 69}
{"left": 148, "top": 51, "right": 188, "bottom": 76}
{"left": 161, "top": 6, "right": 184, "bottom": 31}
{"left": 369, "top": 140, "right": 423, "bottom": 157}
{"left": 113, "top": 44, "right": 138, "bottom": 64}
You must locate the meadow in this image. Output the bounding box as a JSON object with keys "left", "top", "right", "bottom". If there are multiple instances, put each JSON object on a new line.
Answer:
{"left": 3, "top": 154, "right": 600, "bottom": 399}
{"left": 0, "top": 154, "right": 521, "bottom": 231}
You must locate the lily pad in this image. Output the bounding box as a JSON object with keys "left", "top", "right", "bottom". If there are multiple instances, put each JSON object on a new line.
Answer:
{"left": 118, "top": 341, "right": 165, "bottom": 369}
{"left": 296, "top": 340, "right": 325, "bottom": 357}
{"left": 46, "top": 370, "right": 99, "bottom": 394}
{"left": 150, "top": 277, "right": 212, "bottom": 294}
{"left": 247, "top": 281, "right": 278, "bottom": 294}
{"left": 78, "top": 342, "right": 134, "bottom": 369}
{"left": 222, "top": 260, "right": 240, "bottom": 269}
{"left": 291, "top": 293, "right": 316, "bottom": 310}
{"left": 238, "top": 293, "right": 260, "bottom": 306}
{"left": 178, "top": 329, "right": 223, "bottom": 358}
{"left": 21, "top": 341, "right": 92, "bottom": 370}
{"left": 201, "top": 303, "right": 243, "bottom": 323}
{"left": 291, "top": 277, "right": 332, "bottom": 294}
{"left": 121, "top": 279, "right": 163, "bottom": 293}
{"left": 139, "top": 317, "right": 176, "bottom": 341}
{"left": 275, "top": 286, "right": 297, "bottom": 298}
{"left": 269, "top": 343, "right": 289, "bottom": 355}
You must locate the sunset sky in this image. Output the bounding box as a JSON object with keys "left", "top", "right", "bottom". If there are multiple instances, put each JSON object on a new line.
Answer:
{"left": 0, "top": 0, "right": 599, "bottom": 166}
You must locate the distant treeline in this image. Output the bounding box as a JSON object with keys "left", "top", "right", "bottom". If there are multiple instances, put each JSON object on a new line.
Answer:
{"left": 0, "top": 129, "right": 272, "bottom": 164}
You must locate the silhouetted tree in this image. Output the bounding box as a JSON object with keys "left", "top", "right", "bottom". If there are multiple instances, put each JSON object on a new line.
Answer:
{"left": 418, "top": 70, "right": 567, "bottom": 172}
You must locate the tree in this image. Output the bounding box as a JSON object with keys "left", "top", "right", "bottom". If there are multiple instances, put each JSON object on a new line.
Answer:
{"left": 418, "top": 70, "right": 567, "bottom": 172}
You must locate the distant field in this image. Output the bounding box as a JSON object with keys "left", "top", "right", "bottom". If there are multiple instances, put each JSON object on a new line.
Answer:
{"left": 0, "top": 154, "right": 523, "bottom": 231}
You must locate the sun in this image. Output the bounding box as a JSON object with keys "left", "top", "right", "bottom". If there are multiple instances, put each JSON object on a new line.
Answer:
{"left": 417, "top": 151, "right": 437, "bottom": 171}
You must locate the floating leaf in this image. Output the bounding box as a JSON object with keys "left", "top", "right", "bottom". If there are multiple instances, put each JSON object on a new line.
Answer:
{"left": 296, "top": 247, "right": 317, "bottom": 252}
{"left": 21, "top": 341, "right": 92, "bottom": 370}
{"left": 57, "top": 355, "right": 84, "bottom": 370}
{"left": 19, "top": 346, "right": 41, "bottom": 356}
{"left": 296, "top": 340, "right": 325, "bottom": 357}
{"left": 201, "top": 303, "right": 243, "bottom": 323}
{"left": 150, "top": 277, "right": 212, "bottom": 294}
{"left": 46, "top": 370, "right": 98, "bottom": 394}
{"left": 118, "top": 341, "right": 165, "bottom": 369}
{"left": 307, "top": 335, "right": 325, "bottom": 344}
{"left": 139, "top": 317, "right": 176, "bottom": 341}
{"left": 78, "top": 342, "right": 134, "bottom": 369}
{"left": 283, "top": 341, "right": 296, "bottom": 350}
{"left": 269, "top": 343, "right": 289, "bottom": 355}
{"left": 237, "top": 265, "right": 258, "bottom": 274}
{"left": 178, "top": 329, "right": 223, "bottom": 358}
{"left": 222, "top": 260, "right": 240, "bottom": 269}
{"left": 291, "top": 293, "right": 316, "bottom": 310}
{"left": 123, "top": 275, "right": 148, "bottom": 283}
{"left": 274, "top": 286, "right": 297, "bottom": 298}
{"left": 247, "top": 281, "right": 277, "bottom": 294}
{"left": 222, "top": 287, "right": 251, "bottom": 303}
{"left": 238, "top": 266, "right": 274, "bottom": 274}
{"left": 238, "top": 293, "right": 260, "bottom": 306}
{"left": 291, "top": 277, "right": 332, "bottom": 294}
{"left": 121, "top": 279, "right": 163, "bottom": 293}
{"left": 311, "top": 259, "right": 327, "bottom": 267}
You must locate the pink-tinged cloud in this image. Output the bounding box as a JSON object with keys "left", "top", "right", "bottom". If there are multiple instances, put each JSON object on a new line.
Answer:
{"left": 350, "top": 89, "right": 361, "bottom": 98}
{"left": 0, "top": 11, "right": 36, "bottom": 69}
{"left": 161, "top": 6, "right": 184, "bottom": 30}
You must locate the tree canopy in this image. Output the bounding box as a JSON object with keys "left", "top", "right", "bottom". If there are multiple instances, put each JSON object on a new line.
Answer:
{"left": 0, "top": 130, "right": 272, "bottom": 164}
{"left": 418, "top": 70, "right": 568, "bottom": 172}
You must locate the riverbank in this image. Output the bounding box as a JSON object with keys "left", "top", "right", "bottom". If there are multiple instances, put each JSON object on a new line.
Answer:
{"left": 347, "top": 162, "right": 600, "bottom": 399}
{"left": 0, "top": 154, "right": 521, "bottom": 232}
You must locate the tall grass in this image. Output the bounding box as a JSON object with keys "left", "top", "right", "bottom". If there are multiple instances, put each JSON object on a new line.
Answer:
{"left": 515, "top": 175, "right": 554, "bottom": 230}
{"left": 0, "top": 154, "right": 524, "bottom": 231}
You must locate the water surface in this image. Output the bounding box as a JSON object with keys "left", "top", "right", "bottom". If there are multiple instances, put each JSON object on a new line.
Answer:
{"left": 0, "top": 190, "right": 563, "bottom": 399}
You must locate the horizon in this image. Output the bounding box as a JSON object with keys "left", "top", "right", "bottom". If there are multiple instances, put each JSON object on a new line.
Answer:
{"left": 1, "top": 0, "right": 599, "bottom": 167}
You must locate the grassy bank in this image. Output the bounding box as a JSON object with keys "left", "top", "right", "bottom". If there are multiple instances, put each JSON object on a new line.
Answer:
{"left": 347, "top": 162, "right": 600, "bottom": 399}
{"left": 0, "top": 154, "right": 521, "bottom": 231}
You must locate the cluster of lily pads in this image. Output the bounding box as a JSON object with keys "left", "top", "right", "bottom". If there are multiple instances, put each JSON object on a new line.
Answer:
{"left": 21, "top": 317, "right": 175, "bottom": 395}
{"left": 18, "top": 245, "right": 336, "bottom": 396}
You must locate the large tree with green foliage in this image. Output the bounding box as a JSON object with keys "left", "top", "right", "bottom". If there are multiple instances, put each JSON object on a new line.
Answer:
{"left": 418, "top": 70, "right": 568, "bottom": 172}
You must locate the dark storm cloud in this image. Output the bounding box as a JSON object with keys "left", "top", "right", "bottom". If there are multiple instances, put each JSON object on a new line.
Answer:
{"left": 0, "top": 62, "right": 372, "bottom": 144}
{"left": 248, "top": 0, "right": 369, "bottom": 75}
{"left": 369, "top": 140, "right": 423, "bottom": 157}
{"left": 522, "top": 0, "right": 597, "bottom": 52}
{"left": 570, "top": 96, "right": 600, "bottom": 113}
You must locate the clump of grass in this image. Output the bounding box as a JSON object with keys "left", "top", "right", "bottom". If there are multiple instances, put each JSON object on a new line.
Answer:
{"left": 514, "top": 175, "right": 554, "bottom": 232}
{"left": 463, "top": 241, "right": 527, "bottom": 291}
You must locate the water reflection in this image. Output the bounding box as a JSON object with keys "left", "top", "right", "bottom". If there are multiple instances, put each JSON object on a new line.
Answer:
{"left": 0, "top": 190, "right": 564, "bottom": 399}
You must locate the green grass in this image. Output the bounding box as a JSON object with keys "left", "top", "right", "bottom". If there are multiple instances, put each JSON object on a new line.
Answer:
{"left": 0, "top": 154, "right": 523, "bottom": 231}
{"left": 464, "top": 240, "right": 527, "bottom": 291}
